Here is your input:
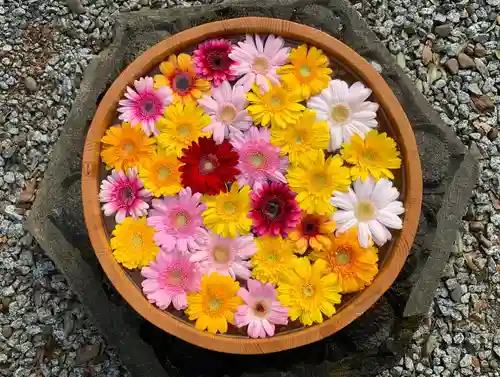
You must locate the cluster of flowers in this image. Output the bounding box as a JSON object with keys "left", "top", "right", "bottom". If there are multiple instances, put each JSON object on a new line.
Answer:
{"left": 99, "top": 35, "right": 404, "bottom": 338}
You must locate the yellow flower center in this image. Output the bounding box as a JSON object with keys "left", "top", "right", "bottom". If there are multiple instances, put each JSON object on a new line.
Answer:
{"left": 250, "top": 152, "right": 266, "bottom": 168}
{"left": 302, "top": 284, "right": 315, "bottom": 297}
{"left": 207, "top": 297, "right": 222, "bottom": 313}
{"left": 331, "top": 104, "right": 350, "bottom": 123}
{"left": 167, "top": 270, "right": 182, "bottom": 285}
{"left": 213, "top": 246, "right": 230, "bottom": 263}
{"left": 220, "top": 105, "right": 237, "bottom": 123}
{"left": 335, "top": 250, "right": 352, "bottom": 265}
{"left": 299, "top": 65, "right": 312, "bottom": 77}
{"left": 131, "top": 233, "right": 143, "bottom": 248}
{"left": 123, "top": 142, "right": 135, "bottom": 153}
{"left": 158, "top": 166, "right": 171, "bottom": 180}
{"left": 204, "top": 161, "right": 215, "bottom": 171}
{"left": 266, "top": 251, "right": 278, "bottom": 263}
{"left": 175, "top": 213, "right": 188, "bottom": 227}
{"left": 223, "top": 201, "right": 236, "bottom": 214}
{"left": 363, "top": 148, "right": 379, "bottom": 162}
{"left": 178, "top": 124, "right": 190, "bottom": 136}
{"left": 311, "top": 172, "right": 328, "bottom": 190}
{"left": 355, "top": 200, "right": 376, "bottom": 221}
{"left": 270, "top": 96, "right": 281, "bottom": 106}
{"left": 252, "top": 56, "right": 269, "bottom": 74}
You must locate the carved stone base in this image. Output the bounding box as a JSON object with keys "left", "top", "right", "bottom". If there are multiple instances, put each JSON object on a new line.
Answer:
{"left": 26, "top": 1, "right": 478, "bottom": 376}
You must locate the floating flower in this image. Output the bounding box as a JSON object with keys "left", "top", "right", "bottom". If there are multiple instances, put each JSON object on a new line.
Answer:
{"left": 117, "top": 76, "right": 172, "bottom": 136}
{"left": 193, "top": 39, "right": 236, "bottom": 86}
{"left": 141, "top": 250, "right": 202, "bottom": 310}
{"left": 156, "top": 103, "right": 211, "bottom": 157}
{"left": 270, "top": 109, "right": 329, "bottom": 164}
{"left": 99, "top": 168, "right": 151, "bottom": 224}
{"left": 202, "top": 183, "right": 252, "bottom": 238}
{"left": 249, "top": 182, "right": 301, "bottom": 237}
{"left": 198, "top": 81, "right": 252, "bottom": 144}
{"left": 153, "top": 53, "right": 211, "bottom": 105}
{"left": 330, "top": 177, "right": 404, "bottom": 247}
{"left": 230, "top": 126, "right": 288, "bottom": 190}
{"left": 235, "top": 279, "right": 288, "bottom": 338}
{"left": 147, "top": 187, "right": 208, "bottom": 253}
{"left": 277, "top": 258, "right": 341, "bottom": 326}
{"left": 309, "top": 229, "right": 378, "bottom": 293}
{"left": 101, "top": 122, "right": 155, "bottom": 171}
{"left": 287, "top": 150, "right": 350, "bottom": 216}
{"left": 139, "top": 149, "right": 182, "bottom": 197}
{"left": 341, "top": 130, "right": 401, "bottom": 181}
{"left": 288, "top": 214, "right": 336, "bottom": 255}
{"left": 179, "top": 137, "right": 239, "bottom": 195}
{"left": 190, "top": 234, "right": 256, "bottom": 280}
{"left": 229, "top": 34, "right": 290, "bottom": 92}
{"left": 251, "top": 236, "right": 297, "bottom": 285}
{"left": 278, "top": 44, "right": 332, "bottom": 100}
{"left": 186, "top": 272, "right": 242, "bottom": 334}
{"left": 247, "top": 84, "right": 305, "bottom": 129}
{"left": 110, "top": 217, "right": 159, "bottom": 269}
{"left": 307, "top": 80, "right": 379, "bottom": 151}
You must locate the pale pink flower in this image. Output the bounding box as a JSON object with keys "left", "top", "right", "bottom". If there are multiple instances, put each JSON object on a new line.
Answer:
{"left": 198, "top": 81, "right": 252, "bottom": 144}
{"left": 228, "top": 34, "right": 289, "bottom": 92}
{"left": 235, "top": 279, "right": 288, "bottom": 338}
{"left": 141, "top": 250, "right": 201, "bottom": 310}
{"left": 230, "top": 126, "right": 288, "bottom": 191}
{"left": 330, "top": 177, "right": 404, "bottom": 247}
{"left": 190, "top": 233, "right": 256, "bottom": 280}
{"left": 117, "top": 76, "right": 172, "bottom": 135}
{"left": 147, "top": 187, "right": 208, "bottom": 253}
{"left": 99, "top": 168, "right": 151, "bottom": 223}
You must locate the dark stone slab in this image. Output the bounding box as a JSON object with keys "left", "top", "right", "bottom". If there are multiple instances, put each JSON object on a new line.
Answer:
{"left": 26, "top": 0, "right": 479, "bottom": 376}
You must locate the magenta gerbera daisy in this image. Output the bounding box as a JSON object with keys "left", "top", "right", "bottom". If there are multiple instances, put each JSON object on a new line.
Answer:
{"left": 117, "top": 76, "right": 172, "bottom": 136}
{"left": 141, "top": 250, "right": 201, "bottom": 310}
{"left": 230, "top": 126, "right": 288, "bottom": 190}
{"left": 190, "top": 233, "right": 257, "bottom": 280}
{"left": 198, "top": 81, "right": 252, "bottom": 144}
{"left": 193, "top": 39, "right": 236, "bottom": 86}
{"left": 228, "top": 34, "right": 290, "bottom": 92}
{"left": 147, "top": 187, "right": 208, "bottom": 253}
{"left": 249, "top": 182, "right": 301, "bottom": 237}
{"left": 99, "top": 168, "right": 151, "bottom": 223}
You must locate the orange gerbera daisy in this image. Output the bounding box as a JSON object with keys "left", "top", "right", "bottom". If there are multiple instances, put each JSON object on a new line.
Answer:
{"left": 288, "top": 214, "right": 336, "bottom": 255}
{"left": 154, "top": 53, "right": 211, "bottom": 105}
{"left": 310, "top": 228, "right": 379, "bottom": 293}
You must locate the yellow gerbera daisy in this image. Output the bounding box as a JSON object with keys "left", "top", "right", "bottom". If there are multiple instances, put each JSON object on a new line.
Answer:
{"left": 186, "top": 272, "right": 242, "bottom": 334}
{"left": 246, "top": 83, "right": 305, "bottom": 128}
{"left": 287, "top": 150, "right": 351, "bottom": 216}
{"left": 110, "top": 217, "right": 159, "bottom": 269}
{"left": 309, "top": 229, "right": 379, "bottom": 293}
{"left": 156, "top": 103, "right": 211, "bottom": 157}
{"left": 139, "top": 149, "right": 182, "bottom": 197}
{"left": 288, "top": 214, "right": 336, "bottom": 255}
{"left": 153, "top": 53, "right": 211, "bottom": 105}
{"left": 270, "top": 109, "right": 329, "bottom": 164}
{"left": 278, "top": 44, "right": 332, "bottom": 100}
{"left": 202, "top": 183, "right": 252, "bottom": 238}
{"left": 341, "top": 130, "right": 402, "bottom": 181}
{"left": 277, "top": 258, "right": 341, "bottom": 326}
{"left": 251, "top": 236, "right": 297, "bottom": 285}
{"left": 101, "top": 122, "right": 155, "bottom": 171}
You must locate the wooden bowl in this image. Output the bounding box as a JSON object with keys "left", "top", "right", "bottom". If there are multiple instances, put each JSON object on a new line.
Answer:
{"left": 82, "top": 17, "right": 422, "bottom": 354}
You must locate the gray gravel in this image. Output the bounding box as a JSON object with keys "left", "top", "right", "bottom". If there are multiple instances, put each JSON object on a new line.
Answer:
{"left": 1, "top": 0, "right": 500, "bottom": 376}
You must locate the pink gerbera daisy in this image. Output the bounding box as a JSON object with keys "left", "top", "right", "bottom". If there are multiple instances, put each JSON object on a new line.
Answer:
{"left": 147, "top": 187, "right": 208, "bottom": 253}
{"left": 198, "top": 81, "right": 252, "bottom": 144}
{"left": 141, "top": 250, "right": 201, "bottom": 310}
{"left": 230, "top": 126, "right": 288, "bottom": 190}
{"left": 99, "top": 168, "right": 151, "bottom": 223}
{"left": 190, "top": 233, "right": 256, "bottom": 280}
{"left": 228, "top": 34, "right": 290, "bottom": 92}
{"left": 117, "top": 76, "right": 172, "bottom": 135}
{"left": 235, "top": 279, "right": 288, "bottom": 338}
{"left": 193, "top": 39, "right": 236, "bottom": 86}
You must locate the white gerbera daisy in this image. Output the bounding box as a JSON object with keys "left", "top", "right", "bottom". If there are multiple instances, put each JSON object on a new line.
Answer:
{"left": 330, "top": 177, "right": 404, "bottom": 247}
{"left": 307, "top": 79, "right": 379, "bottom": 151}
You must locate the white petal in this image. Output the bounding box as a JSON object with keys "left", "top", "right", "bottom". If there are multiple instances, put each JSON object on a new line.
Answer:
{"left": 371, "top": 179, "right": 399, "bottom": 208}
{"left": 332, "top": 209, "right": 356, "bottom": 223}
{"left": 376, "top": 210, "right": 403, "bottom": 229}
{"left": 357, "top": 222, "right": 371, "bottom": 247}
{"left": 353, "top": 177, "right": 374, "bottom": 199}
{"left": 368, "top": 220, "right": 388, "bottom": 246}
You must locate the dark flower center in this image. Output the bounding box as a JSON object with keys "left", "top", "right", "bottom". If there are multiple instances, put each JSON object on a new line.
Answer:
{"left": 173, "top": 72, "right": 192, "bottom": 94}
{"left": 119, "top": 185, "right": 135, "bottom": 205}
{"left": 301, "top": 215, "right": 320, "bottom": 236}
{"left": 207, "top": 49, "right": 231, "bottom": 71}
{"left": 253, "top": 300, "right": 269, "bottom": 317}
{"left": 142, "top": 100, "right": 155, "bottom": 114}
{"left": 262, "top": 198, "right": 283, "bottom": 221}
{"left": 198, "top": 154, "right": 219, "bottom": 175}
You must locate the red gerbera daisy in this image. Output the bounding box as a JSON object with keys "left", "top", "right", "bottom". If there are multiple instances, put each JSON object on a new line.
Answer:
{"left": 249, "top": 182, "right": 301, "bottom": 237}
{"left": 193, "top": 39, "right": 236, "bottom": 86}
{"left": 179, "top": 137, "right": 239, "bottom": 195}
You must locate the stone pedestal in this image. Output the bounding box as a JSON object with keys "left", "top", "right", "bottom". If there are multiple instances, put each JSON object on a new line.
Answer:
{"left": 26, "top": 1, "right": 478, "bottom": 376}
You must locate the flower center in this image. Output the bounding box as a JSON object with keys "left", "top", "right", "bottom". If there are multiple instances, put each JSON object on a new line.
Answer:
{"left": 207, "top": 49, "right": 230, "bottom": 71}
{"left": 250, "top": 152, "right": 266, "bottom": 168}
{"left": 175, "top": 212, "right": 189, "bottom": 227}
{"left": 355, "top": 200, "right": 376, "bottom": 221}
{"left": 311, "top": 173, "right": 327, "bottom": 190}
{"left": 158, "top": 166, "right": 171, "bottom": 180}
{"left": 167, "top": 270, "right": 182, "bottom": 285}
{"left": 253, "top": 300, "right": 269, "bottom": 318}
{"left": 252, "top": 56, "right": 269, "bottom": 74}
{"left": 123, "top": 142, "right": 135, "bottom": 153}
{"left": 141, "top": 99, "right": 156, "bottom": 115}
{"left": 299, "top": 65, "right": 312, "bottom": 77}
{"left": 131, "top": 233, "right": 143, "bottom": 248}
{"left": 302, "top": 284, "right": 315, "bottom": 297}
{"left": 178, "top": 124, "right": 190, "bottom": 136}
{"left": 335, "top": 249, "right": 352, "bottom": 265}
{"left": 223, "top": 201, "right": 236, "bottom": 214}
{"left": 262, "top": 199, "right": 283, "bottom": 220}
{"left": 270, "top": 96, "right": 281, "bottom": 106}
{"left": 173, "top": 72, "right": 192, "bottom": 94}
{"left": 213, "top": 246, "right": 230, "bottom": 263}
{"left": 302, "top": 217, "right": 319, "bottom": 236}
{"left": 266, "top": 252, "right": 278, "bottom": 263}
{"left": 198, "top": 154, "right": 219, "bottom": 175}
{"left": 363, "top": 149, "right": 379, "bottom": 162}
{"left": 331, "top": 104, "right": 350, "bottom": 123}
{"left": 220, "top": 104, "right": 237, "bottom": 124}
{"left": 119, "top": 185, "right": 135, "bottom": 204}
{"left": 207, "top": 297, "right": 222, "bottom": 313}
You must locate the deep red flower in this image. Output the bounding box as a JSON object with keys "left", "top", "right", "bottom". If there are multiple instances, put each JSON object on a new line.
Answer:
{"left": 193, "top": 39, "right": 236, "bottom": 86}
{"left": 179, "top": 137, "right": 239, "bottom": 195}
{"left": 249, "top": 182, "right": 301, "bottom": 237}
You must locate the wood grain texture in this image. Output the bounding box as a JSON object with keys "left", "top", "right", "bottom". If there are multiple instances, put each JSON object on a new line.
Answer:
{"left": 82, "top": 17, "right": 423, "bottom": 354}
